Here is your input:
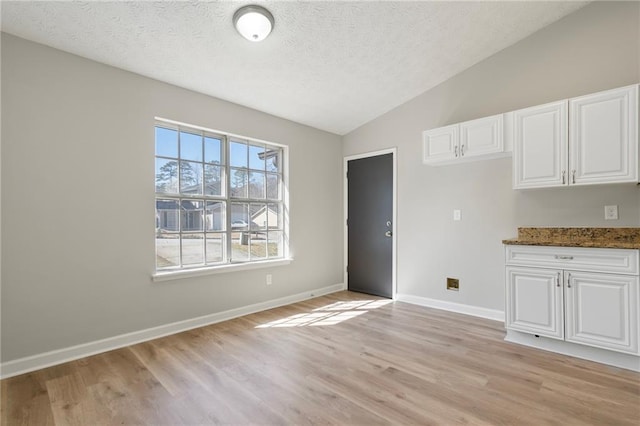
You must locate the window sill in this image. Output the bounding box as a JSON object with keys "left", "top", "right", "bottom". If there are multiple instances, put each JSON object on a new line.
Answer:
{"left": 152, "top": 258, "right": 293, "bottom": 282}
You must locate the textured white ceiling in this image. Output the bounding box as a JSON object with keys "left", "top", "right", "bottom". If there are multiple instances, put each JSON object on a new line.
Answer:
{"left": 1, "top": 1, "right": 588, "bottom": 135}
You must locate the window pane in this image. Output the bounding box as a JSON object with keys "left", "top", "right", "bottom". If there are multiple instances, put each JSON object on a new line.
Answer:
{"left": 268, "top": 231, "right": 284, "bottom": 258}
{"left": 230, "top": 202, "right": 250, "bottom": 261}
{"left": 180, "top": 200, "right": 204, "bottom": 232}
{"left": 156, "top": 158, "right": 179, "bottom": 193}
{"left": 180, "top": 131, "right": 202, "bottom": 162}
{"left": 265, "top": 149, "right": 280, "bottom": 173}
{"left": 205, "top": 136, "right": 222, "bottom": 164}
{"left": 250, "top": 234, "right": 267, "bottom": 260}
{"left": 156, "top": 233, "right": 180, "bottom": 268}
{"left": 231, "top": 237, "right": 249, "bottom": 262}
{"left": 230, "top": 141, "right": 248, "bottom": 168}
{"left": 266, "top": 173, "right": 280, "bottom": 200}
{"left": 155, "top": 127, "right": 178, "bottom": 158}
{"left": 230, "top": 168, "right": 248, "bottom": 198}
{"left": 206, "top": 233, "right": 225, "bottom": 264}
{"left": 249, "top": 203, "right": 268, "bottom": 260}
{"left": 249, "top": 171, "right": 266, "bottom": 199}
{"left": 249, "top": 144, "right": 266, "bottom": 170}
{"left": 230, "top": 203, "right": 249, "bottom": 229}
{"left": 180, "top": 161, "right": 203, "bottom": 195}
{"left": 267, "top": 203, "right": 282, "bottom": 229}
{"left": 206, "top": 201, "right": 225, "bottom": 231}
{"left": 204, "top": 164, "right": 222, "bottom": 196}
{"left": 181, "top": 233, "right": 204, "bottom": 266}
{"left": 156, "top": 199, "right": 180, "bottom": 232}
{"left": 250, "top": 203, "right": 267, "bottom": 230}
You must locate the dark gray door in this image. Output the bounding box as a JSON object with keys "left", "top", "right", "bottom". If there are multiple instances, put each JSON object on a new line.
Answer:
{"left": 347, "top": 153, "right": 393, "bottom": 298}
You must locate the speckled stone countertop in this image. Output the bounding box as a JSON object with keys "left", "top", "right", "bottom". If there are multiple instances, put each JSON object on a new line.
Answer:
{"left": 502, "top": 227, "right": 640, "bottom": 249}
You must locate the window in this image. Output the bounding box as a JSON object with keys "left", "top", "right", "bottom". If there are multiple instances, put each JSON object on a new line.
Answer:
{"left": 155, "top": 120, "right": 286, "bottom": 272}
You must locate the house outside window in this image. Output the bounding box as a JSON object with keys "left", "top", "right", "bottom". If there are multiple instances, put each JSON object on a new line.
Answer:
{"left": 155, "top": 120, "right": 286, "bottom": 272}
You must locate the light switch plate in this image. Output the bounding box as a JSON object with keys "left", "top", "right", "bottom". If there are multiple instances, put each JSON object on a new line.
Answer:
{"left": 604, "top": 205, "right": 618, "bottom": 220}
{"left": 453, "top": 210, "right": 461, "bottom": 221}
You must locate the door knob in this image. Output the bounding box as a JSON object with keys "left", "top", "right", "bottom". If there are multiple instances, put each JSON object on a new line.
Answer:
{"left": 385, "top": 231, "right": 392, "bottom": 237}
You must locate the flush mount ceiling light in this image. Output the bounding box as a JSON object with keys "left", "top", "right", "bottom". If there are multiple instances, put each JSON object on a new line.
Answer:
{"left": 233, "top": 5, "right": 274, "bottom": 42}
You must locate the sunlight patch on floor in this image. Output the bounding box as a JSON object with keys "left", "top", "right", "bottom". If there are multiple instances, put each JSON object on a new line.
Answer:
{"left": 315, "top": 299, "right": 393, "bottom": 312}
{"left": 255, "top": 299, "right": 393, "bottom": 328}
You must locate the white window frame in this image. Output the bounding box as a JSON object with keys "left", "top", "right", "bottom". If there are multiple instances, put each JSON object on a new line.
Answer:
{"left": 153, "top": 118, "right": 290, "bottom": 281}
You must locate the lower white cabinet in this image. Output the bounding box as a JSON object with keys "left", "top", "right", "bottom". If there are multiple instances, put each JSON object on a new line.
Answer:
{"left": 506, "top": 267, "right": 564, "bottom": 340}
{"left": 565, "top": 271, "right": 638, "bottom": 353}
{"left": 505, "top": 245, "right": 639, "bottom": 356}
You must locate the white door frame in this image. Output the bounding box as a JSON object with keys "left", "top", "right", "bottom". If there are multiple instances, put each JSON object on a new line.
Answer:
{"left": 343, "top": 148, "right": 397, "bottom": 299}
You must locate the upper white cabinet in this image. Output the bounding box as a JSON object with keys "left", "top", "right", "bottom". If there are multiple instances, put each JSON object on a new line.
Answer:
{"left": 423, "top": 114, "right": 509, "bottom": 165}
{"left": 513, "top": 84, "right": 639, "bottom": 189}
{"left": 460, "top": 114, "right": 504, "bottom": 157}
{"left": 422, "top": 124, "right": 459, "bottom": 164}
{"left": 569, "top": 85, "right": 638, "bottom": 185}
{"left": 513, "top": 100, "right": 568, "bottom": 188}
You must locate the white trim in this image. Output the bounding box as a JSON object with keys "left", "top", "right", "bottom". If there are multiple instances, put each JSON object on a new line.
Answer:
{"left": 396, "top": 293, "right": 505, "bottom": 322}
{"left": 0, "top": 283, "right": 346, "bottom": 379}
{"left": 505, "top": 330, "right": 640, "bottom": 372}
{"left": 153, "top": 258, "right": 293, "bottom": 282}
{"left": 344, "top": 148, "right": 397, "bottom": 299}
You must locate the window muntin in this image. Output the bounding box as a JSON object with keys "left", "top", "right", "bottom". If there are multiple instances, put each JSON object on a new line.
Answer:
{"left": 155, "top": 122, "right": 285, "bottom": 271}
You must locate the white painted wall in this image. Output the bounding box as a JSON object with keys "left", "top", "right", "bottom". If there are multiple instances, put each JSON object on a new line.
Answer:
{"left": 343, "top": 2, "right": 640, "bottom": 311}
{"left": 1, "top": 34, "right": 343, "bottom": 362}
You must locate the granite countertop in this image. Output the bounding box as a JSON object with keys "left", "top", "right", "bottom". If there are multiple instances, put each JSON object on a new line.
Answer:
{"left": 502, "top": 227, "right": 640, "bottom": 249}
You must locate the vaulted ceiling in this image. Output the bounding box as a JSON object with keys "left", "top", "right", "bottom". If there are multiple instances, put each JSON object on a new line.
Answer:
{"left": 1, "top": 1, "right": 589, "bottom": 135}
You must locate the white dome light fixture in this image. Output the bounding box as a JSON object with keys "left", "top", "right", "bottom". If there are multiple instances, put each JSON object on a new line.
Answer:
{"left": 233, "top": 5, "right": 274, "bottom": 42}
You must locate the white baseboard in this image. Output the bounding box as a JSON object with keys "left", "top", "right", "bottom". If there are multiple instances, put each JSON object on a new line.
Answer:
{"left": 0, "top": 283, "right": 346, "bottom": 379}
{"left": 505, "top": 330, "right": 640, "bottom": 372}
{"left": 395, "top": 293, "right": 504, "bottom": 322}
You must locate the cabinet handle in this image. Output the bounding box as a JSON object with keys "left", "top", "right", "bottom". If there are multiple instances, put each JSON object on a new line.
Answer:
{"left": 556, "top": 272, "right": 561, "bottom": 287}
{"left": 567, "top": 272, "right": 571, "bottom": 288}
{"left": 572, "top": 170, "right": 576, "bottom": 184}
{"left": 555, "top": 255, "right": 573, "bottom": 260}
{"left": 454, "top": 146, "right": 458, "bottom": 157}
{"left": 461, "top": 144, "right": 465, "bottom": 156}
{"left": 562, "top": 170, "right": 566, "bottom": 184}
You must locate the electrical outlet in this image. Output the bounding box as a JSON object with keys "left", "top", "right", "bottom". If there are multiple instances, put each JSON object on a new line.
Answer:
{"left": 604, "top": 205, "right": 618, "bottom": 220}
{"left": 266, "top": 274, "right": 272, "bottom": 285}
{"left": 453, "top": 210, "right": 461, "bottom": 221}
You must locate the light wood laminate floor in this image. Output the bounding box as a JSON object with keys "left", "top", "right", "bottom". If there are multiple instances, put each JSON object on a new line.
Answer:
{"left": 2, "top": 291, "right": 639, "bottom": 425}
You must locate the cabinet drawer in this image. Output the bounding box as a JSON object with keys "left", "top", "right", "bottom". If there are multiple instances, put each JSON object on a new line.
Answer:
{"left": 505, "top": 245, "right": 639, "bottom": 275}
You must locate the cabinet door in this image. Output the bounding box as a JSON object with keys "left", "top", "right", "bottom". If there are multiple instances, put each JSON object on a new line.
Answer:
{"left": 459, "top": 114, "right": 503, "bottom": 158}
{"left": 569, "top": 85, "right": 638, "bottom": 185}
{"left": 513, "top": 100, "right": 568, "bottom": 189}
{"left": 506, "top": 266, "right": 564, "bottom": 340}
{"left": 422, "top": 124, "right": 459, "bottom": 164}
{"left": 565, "top": 271, "right": 639, "bottom": 355}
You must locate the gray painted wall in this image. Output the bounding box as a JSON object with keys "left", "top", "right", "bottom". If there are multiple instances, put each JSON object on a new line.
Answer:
{"left": 2, "top": 1, "right": 640, "bottom": 364}
{"left": 343, "top": 2, "right": 640, "bottom": 311}
{"left": 1, "top": 34, "right": 343, "bottom": 362}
